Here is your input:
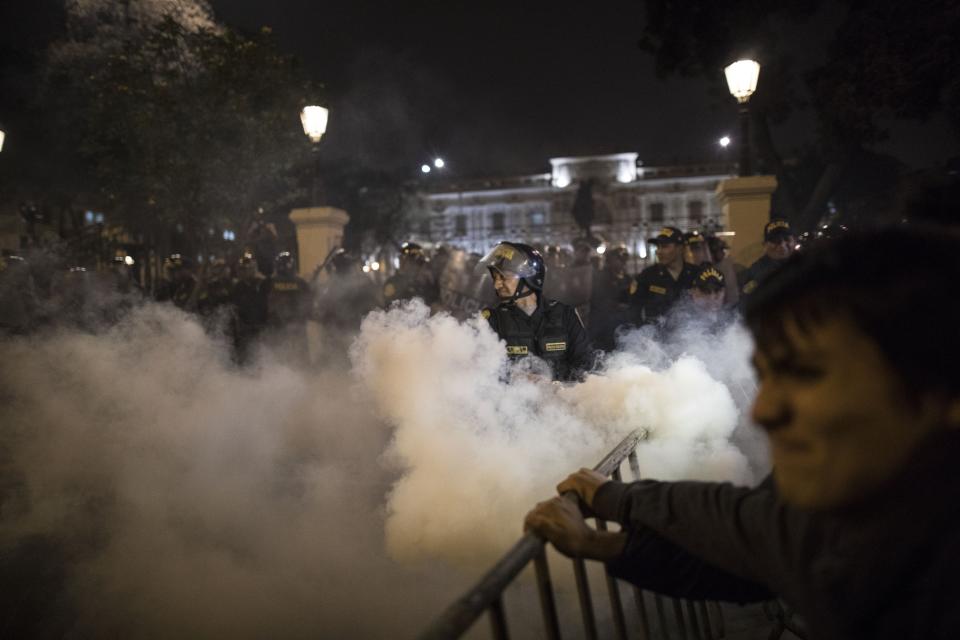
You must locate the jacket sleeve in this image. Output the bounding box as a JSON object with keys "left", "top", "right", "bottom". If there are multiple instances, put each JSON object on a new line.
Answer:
{"left": 606, "top": 526, "right": 774, "bottom": 603}
{"left": 592, "top": 478, "right": 812, "bottom": 591}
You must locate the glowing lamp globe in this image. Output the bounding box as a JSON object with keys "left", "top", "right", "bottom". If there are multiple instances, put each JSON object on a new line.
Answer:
{"left": 300, "top": 106, "right": 329, "bottom": 143}
{"left": 0, "top": 129, "right": 5, "bottom": 153}
{"left": 724, "top": 60, "right": 761, "bottom": 103}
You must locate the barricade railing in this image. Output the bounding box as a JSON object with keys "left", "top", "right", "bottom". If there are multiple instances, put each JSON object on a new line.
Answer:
{"left": 417, "top": 429, "right": 726, "bottom": 640}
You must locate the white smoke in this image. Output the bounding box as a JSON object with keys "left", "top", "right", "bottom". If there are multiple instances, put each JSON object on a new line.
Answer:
{"left": 351, "top": 300, "right": 758, "bottom": 566}
{"left": 0, "top": 304, "right": 465, "bottom": 638}
{"left": 0, "top": 295, "right": 764, "bottom": 637}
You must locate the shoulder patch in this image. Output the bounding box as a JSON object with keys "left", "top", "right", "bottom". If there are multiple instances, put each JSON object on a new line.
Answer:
{"left": 629, "top": 280, "right": 638, "bottom": 295}
{"left": 743, "top": 280, "right": 758, "bottom": 295}
{"left": 481, "top": 308, "right": 491, "bottom": 320}
{"left": 649, "top": 285, "right": 667, "bottom": 295}
{"left": 383, "top": 283, "right": 396, "bottom": 298}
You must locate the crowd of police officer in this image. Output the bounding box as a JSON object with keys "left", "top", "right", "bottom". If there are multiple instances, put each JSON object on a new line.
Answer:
{"left": 470, "top": 220, "right": 802, "bottom": 381}
{"left": 1, "top": 220, "right": 800, "bottom": 373}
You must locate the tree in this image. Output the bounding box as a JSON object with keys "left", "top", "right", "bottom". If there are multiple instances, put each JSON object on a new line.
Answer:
{"left": 39, "top": 1, "right": 321, "bottom": 263}
{"left": 638, "top": 0, "right": 960, "bottom": 230}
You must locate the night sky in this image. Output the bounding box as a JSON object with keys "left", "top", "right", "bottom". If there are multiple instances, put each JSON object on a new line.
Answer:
{"left": 1, "top": 0, "right": 956, "bottom": 180}
{"left": 209, "top": 1, "right": 743, "bottom": 177}
{"left": 209, "top": 0, "right": 957, "bottom": 179}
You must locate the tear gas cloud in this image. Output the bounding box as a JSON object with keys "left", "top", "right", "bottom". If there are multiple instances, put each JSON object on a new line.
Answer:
{"left": 0, "top": 304, "right": 461, "bottom": 638}
{"left": 0, "top": 297, "right": 764, "bottom": 636}
{"left": 354, "top": 301, "right": 762, "bottom": 565}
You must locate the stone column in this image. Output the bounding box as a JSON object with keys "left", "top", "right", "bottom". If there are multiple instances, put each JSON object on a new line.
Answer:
{"left": 715, "top": 175, "right": 778, "bottom": 267}
{"left": 288, "top": 206, "right": 350, "bottom": 366}
{"left": 288, "top": 206, "right": 350, "bottom": 279}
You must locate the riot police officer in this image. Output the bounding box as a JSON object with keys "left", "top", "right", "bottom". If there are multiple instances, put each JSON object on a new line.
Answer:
{"left": 313, "top": 249, "right": 381, "bottom": 332}
{"left": 478, "top": 242, "right": 592, "bottom": 382}
{"left": 263, "top": 251, "right": 311, "bottom": 328}
{"left": 383, "top": 242, "right": 439, "bottom": 307}
{"left": 740, "top": 220, "right": 795, "bottom": 299}
{"left": 230, "top": 252, "right": 267, "bottom": 364}
{"left": 155, "top": 253, "right": 199, "bottom": 310}
{"left": 262, "top": 251, "right": 312, "bottom": 364}
{"left": 197, "top": 258, "right": 234, "bottom": 317}
{"left": 0, "top": 254, "right": 39, "bottom": 334}
{"left": 683, "top": 230, "right": 712, "bottom": 266}
{"left": 631, "top": 227, "right": 698, "bottom": 324}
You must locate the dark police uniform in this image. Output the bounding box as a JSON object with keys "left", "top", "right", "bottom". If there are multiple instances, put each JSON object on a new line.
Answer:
{"left": 197, "top": 276, "right": 234, "bottom": 316}
{"left": 263, "top": 273, "right": 311, "bottom": 328}
{"left": 383, "top": 267, "right": 439, "bottom": 307}
{"left": 741, "top": 220, "right": 794, "bottom": 299}
{"left": 482, "top": 298, "right": 592, "bottom": 382}
{"left": 739, "top": 254, "right": 784, "bottom": 298}
{"left": 155, "top": 275, "right": 198, "bottom": 310}
{"left": 631, "top": 262, "right": 698, "bottom": 324}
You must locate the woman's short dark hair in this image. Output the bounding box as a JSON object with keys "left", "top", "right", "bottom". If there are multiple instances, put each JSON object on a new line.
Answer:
{"left": 744, "top": 225, "right": 960, "bottom": 396}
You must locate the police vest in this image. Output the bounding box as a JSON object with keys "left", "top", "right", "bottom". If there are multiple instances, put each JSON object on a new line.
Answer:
{"left": 495, "top": 301, "right": 570, "bottom": 362}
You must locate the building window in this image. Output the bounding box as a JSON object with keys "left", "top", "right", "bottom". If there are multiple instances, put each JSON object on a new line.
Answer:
{"left": 491, "top": 211, "right": 505, "bottom": 232}
{"left": 688, "top": 200, "right": 704, "bottom": 223}
{"left": 529, "top": 210, "right": 545, "bottom": 226}
{"left": 455, "top": 215, "right": 468, "bottom": 237}
{"left": 649, "top": 202, "right": 665, "bottom": 223}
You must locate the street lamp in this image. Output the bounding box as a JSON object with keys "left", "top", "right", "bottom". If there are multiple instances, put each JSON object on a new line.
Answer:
{"left": 300, "top": 106, "right": 328, "bottom": 143}
{"left": 724, "top": 59, "right": 760, "bottom": 176}
{"left": 719, "top": 136, "right": 731, "bottom": 148}
{"left": 433, "top": 157, "right": 445, "bottom": 169}
{"left": 0, "top": 127, "right": 5, "bottom": 153}
{"left": 300, "top": 105, "right": 329, "bottom": 205}
{"left": 421, "top": 164, "right": 431, "bottom": 174}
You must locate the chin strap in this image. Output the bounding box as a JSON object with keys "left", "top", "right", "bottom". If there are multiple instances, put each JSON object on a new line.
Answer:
{"left": 503, "top": 278, "right": 537, "bottom": 303}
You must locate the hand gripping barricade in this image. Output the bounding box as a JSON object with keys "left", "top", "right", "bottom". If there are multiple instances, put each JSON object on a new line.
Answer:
{"left": 419, "top": 430, "right": 725, "bottom": 640}
{"left": 416, "top": 429, "right": 750, "bottom": 640}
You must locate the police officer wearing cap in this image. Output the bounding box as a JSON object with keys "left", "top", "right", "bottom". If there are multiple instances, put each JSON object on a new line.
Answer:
{"left": 383, "top": 242, "right": 440, "bottom": 307}
{"left": 479, "top": 242, "right": 592, "bottom": 382}
{"left": 740, "top": 220, "right": 796, "bottom": 299}
{"left": 631, "top": 227, "right": 699, "bottom": 324}
{"left": 684, "top": 230, "right": 712, "bottom": 266}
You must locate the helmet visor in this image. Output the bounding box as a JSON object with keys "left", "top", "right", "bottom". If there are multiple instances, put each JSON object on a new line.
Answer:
{"left": 476, "top": 243, "right": 538, "bottom": 278}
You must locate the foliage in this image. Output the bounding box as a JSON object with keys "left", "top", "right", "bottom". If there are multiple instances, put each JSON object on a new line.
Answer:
{"left": 41, "top": 2, "right": 320, "bottom": 254}
{"left": 638, "top": 0, "right": 960, "bottom": 229}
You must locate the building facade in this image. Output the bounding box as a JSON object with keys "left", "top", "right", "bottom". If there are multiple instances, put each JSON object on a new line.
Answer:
{"left": 405, "top": 153, "right": 736, "bottom": 261}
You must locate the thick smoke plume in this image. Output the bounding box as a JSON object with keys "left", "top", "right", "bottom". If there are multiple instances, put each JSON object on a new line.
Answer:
{"left": 0, "top": 304, "right": 462, "bottom": 638}
{"left": 1, "top": 297, "right": 763, "bottom": 637}
{"left": 352, "top": 301, "right": 757, "bottom": 565}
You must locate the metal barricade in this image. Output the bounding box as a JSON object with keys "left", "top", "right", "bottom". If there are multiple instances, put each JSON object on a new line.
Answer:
{"left": 417, "top": 429, "right": 726, "bottom": 640}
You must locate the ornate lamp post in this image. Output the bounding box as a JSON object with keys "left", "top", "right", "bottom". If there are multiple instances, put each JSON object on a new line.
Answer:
{"left": 300, "top": 105, "right": 329, "bottom": 205}
{"left": 724, "top": 59, "right": 761, "bottom": 176}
